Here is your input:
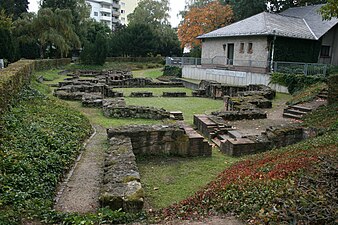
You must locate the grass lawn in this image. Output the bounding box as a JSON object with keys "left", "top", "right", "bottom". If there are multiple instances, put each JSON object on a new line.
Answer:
{"left": 137, "top": 148, "right": 241, "bottom": 209}
{"left": 64, "top": 101, "right": 162, "bottom": 127}
{"left": 125, "top": 96, "right": 223, "bottom": 125}
{"left": 132, "top": 68, "right": 163, "bottom": 79}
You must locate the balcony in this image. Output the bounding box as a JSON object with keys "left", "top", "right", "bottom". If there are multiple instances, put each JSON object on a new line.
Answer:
{"left": 112, "top": 17, "right": 120, "bottom": 24}
{"left": 112, "top": 2, "right": 120, "bottom": 9}
{"left": 100, "top": 7, "right": 111, "bottom": 13}
{"left": 101, "top": 15, "right": 112, "bottom": 22}
{"left": 99, "top": 0, "right": 112, "bottom": 4}
{"left": 112, "top": 10, "right": 120, "bottom": 17}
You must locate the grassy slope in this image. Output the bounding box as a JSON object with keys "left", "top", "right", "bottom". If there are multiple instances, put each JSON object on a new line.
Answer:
{"left": 152, "top": 97, "right": 338, "bottom": 224}
{"left": 137, "top": 149, "right": 241, "bottom": 209}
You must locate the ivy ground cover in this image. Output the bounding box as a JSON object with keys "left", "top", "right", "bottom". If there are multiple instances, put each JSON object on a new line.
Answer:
{"left": 0, "top": 87, "right": 92, "bottom": 224}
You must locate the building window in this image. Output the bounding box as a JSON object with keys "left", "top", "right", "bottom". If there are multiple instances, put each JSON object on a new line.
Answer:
{"left": 94, "top": 12, "right": 98, "bottom": 16}
{"left": 239, "top": 43, "right": 244, "bottom": 53}
{"left": 248, "top": 43, "right": 253, "bottom": 54}
{"left": 121, "top": 2, "right": 125, "bottom": 6}
{"left": 121, "top": 10, "right": 125, "bottom": 14}
{"left": 320, "top": 46, "right": 330, "bottom": 57}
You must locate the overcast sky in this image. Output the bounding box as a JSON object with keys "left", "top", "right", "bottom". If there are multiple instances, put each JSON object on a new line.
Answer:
{"left": 28, "top": 0, "right": 186, "bottom": 27}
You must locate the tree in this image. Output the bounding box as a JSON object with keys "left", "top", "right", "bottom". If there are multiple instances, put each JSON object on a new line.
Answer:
{"left": 178, "top": 1, "right": 233, "bottom": 48}
{"left": 267, "top": 0, "right": 327, "bottom": 12}
{"left": 80, "top": 20, "right": 110, "bottom": 65}
{"left": 157, "top": 26, "right": 182, "bottom": 56}
{"left": 0, "top": 10, "right": 18, "bottom": 62}
{"left": 320, "top": 0, "right": 338, "bottom": 19}
{"left": 0, "top": 0, "right": 28, "bottom": 19}
{"left": 13, "top": 8, "right": 80, "bottom": 58}
{"left": 110, "top": 24, "right": 158, "bottom": 57}
{"left": 80, "top": 32, "right": 108, "bottom": 65}
{"left": 128, "top": 0, "right": 170, "bottom": 28}
{"left": 40, "top": 0, "right": 90, "bottom": 43}
{"left": 229, "top": 0, "right": 266, "bottom": 21}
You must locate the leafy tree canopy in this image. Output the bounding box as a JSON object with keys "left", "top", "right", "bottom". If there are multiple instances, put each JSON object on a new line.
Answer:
{"left": 13, "top": 8, "right": 80, "bottom": 58}
{"left": 178, "top": 1, "right": 233, "bottom": 48}
{"left": 128, "top": 0, "right": 170, "bottom": 29}
{"left": 0, "top": 0, "right": 28, "bottom": 19}
{"left": 320, "top": 0, "right": 338, "bottom": 19}
{"left": 40, "top": 0, "right": 90, "bottom": 43}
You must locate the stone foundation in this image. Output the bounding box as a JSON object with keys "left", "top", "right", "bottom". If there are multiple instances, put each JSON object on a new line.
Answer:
{"left": 163, "top": 92, "right": 187, "bottom": 97}
{"left": 220, "top": 125, "right": 305, "bottom": 157}
{"left": 130, "top": 91, "right": 153, "bottom": 97}
{"left": 107, "top": 124, "right": 212, "bottom": 157}
{"left": 109, "top": 78, "right": 184, "bottom": 88}
{"left": 211, "top": 110, "right": 267, "bottom": 121}
{"left": 103, "top": 102, "right": 170, "bottom": 120}
{"left": 100, "top": 136, "right": 144, "bottom": 212}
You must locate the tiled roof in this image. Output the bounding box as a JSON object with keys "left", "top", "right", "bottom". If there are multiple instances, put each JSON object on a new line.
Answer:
{"left": 198, "top": 4, "right": 338, "bottom": 40}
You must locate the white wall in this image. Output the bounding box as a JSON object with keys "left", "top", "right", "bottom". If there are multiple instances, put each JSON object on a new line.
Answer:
{"left": 182, "top": 66, "right": 288, "bottom": 93}
{"left": 319, "top": 25, "right": 338, "bottom": 66}
{"left": 201, "top": 36, "right": 270, "bottom": 67}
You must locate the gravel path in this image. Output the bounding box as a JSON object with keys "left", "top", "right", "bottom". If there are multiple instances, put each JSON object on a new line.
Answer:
{"left": 230, "top": 96, "right": 296, "bottom": 136}
{"left": 54, "top": 125, "right": 106, "bottom": 213}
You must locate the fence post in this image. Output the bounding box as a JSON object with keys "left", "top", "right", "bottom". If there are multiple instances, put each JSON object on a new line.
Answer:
{"left": 304, "top": 63, "right": 308, "bottom": 75}
{"left": 323, "top": 64, "right": 327, "bottom": 75}
{"left": 273, "top": 62, "right": 277, "bottom": 72}
{"left": 181, "top": 57, "right": 184, "bottom": 66}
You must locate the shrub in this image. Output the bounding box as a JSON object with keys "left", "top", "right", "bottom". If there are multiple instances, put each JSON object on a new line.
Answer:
{"left": 163, "top": 66, "right": 182, "bottom": 77}
{"left": 270, "top": 72, "right": 327, "bottom": 94}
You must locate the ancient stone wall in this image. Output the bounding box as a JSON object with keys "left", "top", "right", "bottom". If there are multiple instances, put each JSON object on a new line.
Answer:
{"left": 107, "top": 125, "right": 212, "bottom": 157}
{"left": 108, "top": 78, "right": 184, "bottom": 88}
{"left": 163, "top": 92, "right": 187, "bottom": 97}
{"left": 211, "top": 110, "right": 267, "bottom": 121}
{"left": 100, "top": 136, "right": 144, "bottom": 212}
{"left": 220, "top": 125, "right": 305, "bottom": 157}
{"left": 103, "top": 103, "right": 170, "bottom": 120}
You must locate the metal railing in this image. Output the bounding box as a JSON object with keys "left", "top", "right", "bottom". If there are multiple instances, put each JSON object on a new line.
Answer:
{"left": 273, "top": 61, "right": 328, "bottom": 76}
{"left": 166, "top": 57, "right": 328, "bottom": 76}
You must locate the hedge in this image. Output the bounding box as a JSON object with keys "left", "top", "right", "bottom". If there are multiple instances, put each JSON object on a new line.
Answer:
{"left": 106, "top": 57, "right": 165, "bottom": 64}
{"left": 0, "top": 59, "right": 71, "bottom": 115}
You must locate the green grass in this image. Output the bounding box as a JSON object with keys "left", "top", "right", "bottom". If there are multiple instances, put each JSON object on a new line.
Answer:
{"left": 137, "top": 148, "right": 241, "bottom": 209}
{"left": 287, "top": 82, "right": 327, "bottom": 105}
{"left": 132, "top": 68, "right": 163, "bottom": 79}
{"left": 115, "top": 87, "right": 193, "bottom": 96}
{"left": 125, "top": 96, "right": 223, "bottom": 124}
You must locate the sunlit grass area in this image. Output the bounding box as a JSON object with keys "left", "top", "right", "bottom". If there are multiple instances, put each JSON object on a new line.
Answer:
{"left": 137, "top": 148, "right": 242, "bottom": 209}
{"left": 126, "top": 96, "right": 223, "bottom": 125}
{"left": 132, "top": 68, "right": 163, "bottom": 79}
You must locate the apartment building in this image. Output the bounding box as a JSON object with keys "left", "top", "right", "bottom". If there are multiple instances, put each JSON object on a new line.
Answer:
{"left": 86, "top": 0, "right": 140, "bottom": 30}
{"left": 86, "top": 0, "right": 120, "bottom": 30}
{"left": 119, "top": 0, "right": 140, "bottom": 25}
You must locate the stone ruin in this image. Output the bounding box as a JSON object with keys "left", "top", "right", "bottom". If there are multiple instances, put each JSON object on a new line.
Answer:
{"left": 193, "top": 80, "right": 275, "bottom": 100}
{"left": 100, "top": 124, "right": 212, "bottom": 212}
{"left": 194, "top": 114, "right": 318, "bottom": 157}
{"left": 52, "top": 69, "right": 187, "bottom": 121}
{"left": 192, "top": 81, "right": 276, "bottom": 120}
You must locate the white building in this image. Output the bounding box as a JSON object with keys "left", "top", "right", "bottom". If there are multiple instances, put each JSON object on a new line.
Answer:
{"left": 119, "top": 0, "right": 140, "bottom": 25}
{"left": 86, "top": 0, "right": 140, "bottom": 30}
{"left": 86, "top": 0, "right": 121, "bottom": 30}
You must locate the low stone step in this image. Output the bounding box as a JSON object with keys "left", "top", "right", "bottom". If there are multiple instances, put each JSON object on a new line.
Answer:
{"left": 284, "top": 109, "right": 307, "bottom": 115}
{"left": 317, "top": 94, "right": 328, "bottom": 99}
{"left": 289, "top": 105, "right": 312, "bottom": 112}
{"left": 283, "top": 113, "right": 303, "bottom": 120}
{"left": 228, "top": 130, "right": 243, "bottom": 139}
